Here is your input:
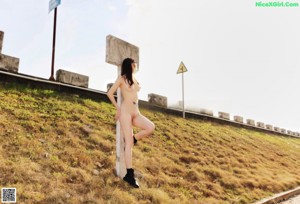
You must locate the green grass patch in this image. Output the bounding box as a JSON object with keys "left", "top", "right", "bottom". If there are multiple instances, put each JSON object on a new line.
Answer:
{"left": 1, "top": 82, "right": 300, "bottom": 203}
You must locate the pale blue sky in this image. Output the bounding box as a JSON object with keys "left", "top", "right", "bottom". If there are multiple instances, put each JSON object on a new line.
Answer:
{"left": 1, "top": 0, "right": 300, "bottom": 132}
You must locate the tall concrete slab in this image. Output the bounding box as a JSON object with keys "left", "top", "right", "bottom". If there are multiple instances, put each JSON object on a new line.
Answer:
{"left": 106, "top": 35, "right": 139, "bottom": 178}
{"left": 106, "top": 35, "right": 139, "bottom": 67}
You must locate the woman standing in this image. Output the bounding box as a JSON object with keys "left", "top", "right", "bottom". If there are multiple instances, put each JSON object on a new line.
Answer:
{"left": 107, "top": 58, "right": 155, "bottom": 188}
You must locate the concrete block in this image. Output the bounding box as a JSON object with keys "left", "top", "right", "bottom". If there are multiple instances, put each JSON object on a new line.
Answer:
{"left": 56, "top": 69, "right": 89, "bottom": 88}
{"left": 106, "top": 35, "right": 139, "bottom": 67}
{"left": 199, "top": 108, "right": 213, "bottom": 116}
{"left": 148, "top": 93, "right": 167, "bottom": 108}
{"left": 280, "top": 128, "right": 286, "bottom": 134}
{"left": 234, "top": 116, "right": 243, "bottom": 123}
{"left": 274, "top": 127, "right": 280, "bottom": 132}
{"left": 257, "top": 122, "right": 265, "bottom": 128}
{"left": 0, "top": 54, "right": 19, "bottom": 73}
{"left": 296, "top": 132, "right": 300, "bottom": 137}
{"left": 218, "top": 112, "right": 230, "bottom": 120}
{"left": 107, "top": 83, "right": 117, "bottom": 95}
{"left": 246, "top": 119, "right": 255, "bottom": 126}
{"left": 287, "top": 130, "right": 293, "bottom": 135}
{"left": 107, "top": 83, "right": 113, "bottom": 92}
{"left": 266, "top": 124, "right": 273, "bottom": 130}
{"left": 0, "top": 31, "right": 3, "bottom": 54}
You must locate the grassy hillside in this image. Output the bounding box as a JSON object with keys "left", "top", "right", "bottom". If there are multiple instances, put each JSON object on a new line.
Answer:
{"left": 0, "top": 82, "right": 300, "bottom": 204}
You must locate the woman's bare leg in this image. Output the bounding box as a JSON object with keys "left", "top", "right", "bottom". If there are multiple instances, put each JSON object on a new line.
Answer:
{"left": 119, "top": 113, "right": 134, "bottom": 168}
{"left": 133, "top": 114, "right": 155, "bottom": 140}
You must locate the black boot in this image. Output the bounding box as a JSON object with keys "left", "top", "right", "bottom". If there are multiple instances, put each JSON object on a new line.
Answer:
{"left": 123, "top": 168, "right": 139, "bottom": 188}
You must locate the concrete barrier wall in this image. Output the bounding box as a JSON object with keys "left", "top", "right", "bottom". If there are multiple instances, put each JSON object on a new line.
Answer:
{"left": 106, "top": 83, "right": 117, "bottom": 96}
{"left": 247, "top": 119, "right": 255, "bottom": 126}
{"left": 218, "top": 112, "right": 230, "bottom": 120}
{"left": 257, "top": 122, "right": 265, "bottom": 128}
{"left": 107, "top": 83, "right": 113, "bottom": 91}
{"left": 169, "top": 102, "right": 299, "bottom": 138}
{"left": 0, "top": 31, "right": 19, "bottom": 73}
{"left": 266, "top": 124, "right": 273, "bottom": 131}
{"left": 280, "top": 129, "right": 286, "bottom": 134}
{"left": 0, "top": 28, "right": 298, "bottom": 138}
{"left": 0, "top": 54, "right": 19, "bottom": 73}
{"left": 1, "top": 70, "right": 299, "bottom": 139}
{"left": 148, "top": 93, "right": 167, "bottom": 108}
{"left": 199, "top": 108, "right": 213, "bottom": 116}
{"left": 234, "top": 116, "right": 243, "bottom": 123}
{"left": 274, "top": 127, "right": 280, "bottom": 132}
{"left": 56, "top": 69, "right": 89, "bottom": 88}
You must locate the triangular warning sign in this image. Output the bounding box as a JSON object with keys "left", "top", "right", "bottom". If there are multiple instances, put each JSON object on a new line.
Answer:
{"left": 176, "top": 62, "right": 188, "bottom": 74}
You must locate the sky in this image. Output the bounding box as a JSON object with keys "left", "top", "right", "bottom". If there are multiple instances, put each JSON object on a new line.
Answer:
{"left": 0, "top": 0, "right": 300, "bottom": 132}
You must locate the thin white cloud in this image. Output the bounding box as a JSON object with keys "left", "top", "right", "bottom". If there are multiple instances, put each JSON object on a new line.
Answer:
{"left": 107, "top": 4, "right": 117, "bottom": 12}
{"left": 122, "top": 0, "right": 300, "bottom": 131}
{"left": 1, "top": 0, "right": 300, "bottom": 131}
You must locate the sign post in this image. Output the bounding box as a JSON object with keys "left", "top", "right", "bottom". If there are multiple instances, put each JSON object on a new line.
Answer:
{"left": 106, "top": 35, "right": 139, "bottom": 178}
{"left": 176, "top": 61, "right": 188, "bottom": 118}
{"left": 49, "top": 0, "right": 61, "bottom": 81}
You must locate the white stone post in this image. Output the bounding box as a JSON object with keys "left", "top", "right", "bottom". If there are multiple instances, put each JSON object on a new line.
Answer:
{"left": 105, "top": 35, "right": 139, "bottom": 178}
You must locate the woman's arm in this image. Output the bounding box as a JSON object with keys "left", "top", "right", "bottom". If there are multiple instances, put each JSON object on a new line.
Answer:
{"left": 107, "top": 76, "right": 122, "bottom": 108}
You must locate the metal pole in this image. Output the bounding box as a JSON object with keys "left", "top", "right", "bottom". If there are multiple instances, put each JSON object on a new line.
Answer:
{"left": 182, "top": 72, "right": 185, "bottom": 118}
{"left": 49, "top": 7, "right": 57, "bottom": 81}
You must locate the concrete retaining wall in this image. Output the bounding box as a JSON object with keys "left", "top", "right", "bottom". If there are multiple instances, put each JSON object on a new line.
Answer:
{"left": 0, "top": 35, "right": 299, "bottom": 139}
{"left": 169, "top": 103, "right": 299, "bottom": 138}
{"left": 1, "top": 70, "right": 299, "bottom": 139}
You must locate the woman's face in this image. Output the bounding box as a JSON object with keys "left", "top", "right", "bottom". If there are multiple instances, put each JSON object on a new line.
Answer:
{"left": 131, "top": 61, "right": 137, "bottom": 72}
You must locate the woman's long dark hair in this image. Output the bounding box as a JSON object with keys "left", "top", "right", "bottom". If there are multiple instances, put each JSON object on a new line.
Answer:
{"left": 121, "top": 58, "right": 134, "bottom": 86}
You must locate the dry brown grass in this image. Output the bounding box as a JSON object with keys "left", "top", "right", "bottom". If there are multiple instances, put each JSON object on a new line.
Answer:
{"left": 0, "top": 82, "right": 300, "bottom": 204}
